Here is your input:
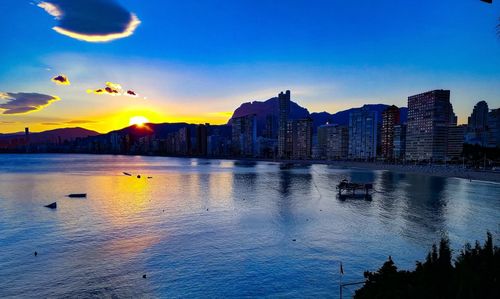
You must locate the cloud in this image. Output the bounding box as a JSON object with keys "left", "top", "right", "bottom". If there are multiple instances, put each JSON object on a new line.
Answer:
{"left": 125, "top": 90, "right": 138, "bottom": 97}
{"left": 51, "top": 74, "right": 71, "bottom": 85}
{"left": 0, "top": 121, "right": 16, "bottom": 124}
{"left": 65, "top": 120, "right": 97, "bottom": 124}
{"left": 37, "top": 0, "right": 141, "bottom": 43}
{"left": 0, "top": 92, "right": 60, "bottom": 115}
{"left": 41, "top": 122, "right": 61, "bottom": 126}
{"left": 87, "top": 82, "right": 142, "bottom": 98}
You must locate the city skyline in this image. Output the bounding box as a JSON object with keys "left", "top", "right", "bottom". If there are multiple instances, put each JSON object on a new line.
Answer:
{"left": 1, "top": 1, "right": 499, "bottom": 133}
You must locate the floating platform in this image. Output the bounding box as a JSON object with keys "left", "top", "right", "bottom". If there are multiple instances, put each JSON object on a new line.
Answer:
{"left": 336, "top": 179, "right": 373, "bottom": 199}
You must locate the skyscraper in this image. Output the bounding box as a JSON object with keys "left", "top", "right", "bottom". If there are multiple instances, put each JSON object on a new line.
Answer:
{"left": 231, "top": 114, "right": 257, "bottom": 157}
{"left": 278, "top": 90, "right": 291, "bottom": 159}
{"left": 381, "top": 105, "right": 400, "bottom": 159}
{"left": 393, "top": 124, "right": 407, "bottom": 161}
{"left": 466, "top": 101, "right": 490, "bottom": 146}
{"left": 488, "top": 108, "right": 500, "bottom": 148}
{"left": 291, "top": 118, "right": 313, "bottom": 160}
{"left": 318, "top": 123, "right": 348, "bottom": 160}
{"left": 406, "top": 90, "right": 455, "bottom": 162}
{"left": 348, "top": 108, "right": 378, "bottom": 160}
{"left": 196, "top": 124, "right": 209, "bottom": 156}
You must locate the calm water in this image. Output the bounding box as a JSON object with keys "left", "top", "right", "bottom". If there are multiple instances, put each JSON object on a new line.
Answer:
{"left": 0, "top": 154, "right": 499, "bottom": 298}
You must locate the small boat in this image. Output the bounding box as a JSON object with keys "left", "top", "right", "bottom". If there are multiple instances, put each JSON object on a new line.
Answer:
{"left": 123, "top": 172, "right": 132, "bottom": 176}
{"left": 44, "top": 202, "right": 57, "bottom": 209}
{"left": 67, "top": 193, "right": 87, "bottom": 198}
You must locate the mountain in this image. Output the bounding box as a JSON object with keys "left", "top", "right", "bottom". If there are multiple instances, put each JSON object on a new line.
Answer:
{"left": 229, "top": 97, "right": 408, "bottom": 134}
{"left": 0, "top": 127, "right": 100, "bottom": 143}
{"left": 29, "top": 127, "right": 100, "bottom": 143}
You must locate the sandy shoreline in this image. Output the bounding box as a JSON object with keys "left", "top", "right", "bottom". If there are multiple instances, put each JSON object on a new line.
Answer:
{"left": 229, "top": 157, "right": 500, "bottom": 183}
{"left": 321, "top": 161, "right": 500, "bottom": 183}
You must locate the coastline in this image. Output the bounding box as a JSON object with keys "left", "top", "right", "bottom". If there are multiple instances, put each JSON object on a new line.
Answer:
{"left": 2, "top": 152, "right": 500, "bottom": 183}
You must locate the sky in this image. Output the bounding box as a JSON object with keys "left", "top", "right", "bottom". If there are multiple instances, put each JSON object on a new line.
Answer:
{"left": 0, "top": 0, "right": 499, "bottom": 133}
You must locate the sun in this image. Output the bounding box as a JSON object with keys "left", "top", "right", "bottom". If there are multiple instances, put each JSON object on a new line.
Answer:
{"left": 129, "top": 116, "right": 149, "bottom": 127}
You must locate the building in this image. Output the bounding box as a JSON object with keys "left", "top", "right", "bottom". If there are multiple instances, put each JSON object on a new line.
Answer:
{"left": 381, "top": 105, "right": 400, "bottom": 159}
{"left": 488, "top": 108, "right": 500, "bottom": 148}
{"left": 348, "top": 108, "right": 378, "bottom": 160}
{"left": 468, "top": 101, "right": 489, "bottom": 131}
{"left": 318, "top": 123, "right": 348, "bottom": 160}
{"left": 406, "top": 90, "right": 456, "bottom": 162}
{"left": 177, "top": 127, "right": 191, "bottom": 155}
{"left": 231, "top": 114, "right": 257, "bottom": 157}
{"left": 393, "top": 124, "right": 407, "bottom": 161}
{"left": 278, "top": 90, "right": 291, "bottom": 158}
{"left": 291, "top": 118, "right": 313, "bottom": 159}
{"left": 196, "top": 124, "right": 209, "bottom": 156}
{"left": 263, "top": 114, "right": 277, "bottom": 139}
{"left": 447, "top": 125, "right": 466, "bottom": 160}
{"left": 466, "top": 101, "right": 490, "bottom": 146}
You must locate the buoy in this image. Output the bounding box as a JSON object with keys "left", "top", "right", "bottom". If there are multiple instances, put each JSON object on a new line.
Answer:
{"left": 143, "top": 274, "right": 147, "bottom": 279}
{"left": 34, "top": 251, "right": 38, "bottom": 256}
{"left": 292, "top": 239, "right": 296, "bottom": 242}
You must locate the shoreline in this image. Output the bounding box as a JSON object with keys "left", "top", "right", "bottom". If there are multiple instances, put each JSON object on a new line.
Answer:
{"left": 2, "top": 152, "right": 500, "bottom": 183}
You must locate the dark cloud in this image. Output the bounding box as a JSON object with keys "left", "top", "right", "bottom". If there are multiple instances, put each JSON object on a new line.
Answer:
{"left": 0, "top": 92, "right": 60, "bottom": 115}
{"left": 51, "top": 74, "right": 70, "bottom": 85}
{"left": 126, "top": 90, "right": 138, "bottom": 97}
{"left": 38, "top": 0, "right": 141, "bottom": 42}
{"left": 87, "top": 82, "right": 140, "bottom": 97}
{"left": 65, "top": 120, "right": 97, "bottom": 124}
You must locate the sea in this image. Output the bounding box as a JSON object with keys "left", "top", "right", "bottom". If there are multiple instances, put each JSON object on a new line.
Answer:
{"left": 0, "top": 154, "right": 499, "bottom": 298}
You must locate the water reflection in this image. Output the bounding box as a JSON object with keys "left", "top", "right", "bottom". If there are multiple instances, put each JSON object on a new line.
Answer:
{"left": 0, "top": 155, "right": 498, "bottom": 298}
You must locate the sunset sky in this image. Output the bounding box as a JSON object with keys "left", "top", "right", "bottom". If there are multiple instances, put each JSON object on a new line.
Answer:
{"left": 0, "top": 0, "right": 499, "bottom": 133}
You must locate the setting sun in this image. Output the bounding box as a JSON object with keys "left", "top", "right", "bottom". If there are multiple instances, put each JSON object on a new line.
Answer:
{"left": 129, "top": 116, "right": 149, "bottom": 127}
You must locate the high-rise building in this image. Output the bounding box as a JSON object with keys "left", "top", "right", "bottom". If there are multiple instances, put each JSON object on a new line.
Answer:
{"left": 406, "top": 90, "right": 456, "bottom": 162}
{"left": 393, "top": 124, "right": 407, "bottom": 161}
{"left": 466, "top": 101, "right": 490, "bottom": 147}
{"left": 291, "top": 118, "right": 313, "bottom": 159}
{"left": 447, "top": 125, "right": 466, "bottom": 159}
{"left": 278, "top": 90, "right": 291, "bottom": 158}
{"left": 468, "top": 101, "right": 489, "bottom": 131}
{"left": 381, "top": 105, "right": 401, "bottom": 159}
{"left": 196, "top": 124, "right": 209, "bottom": 156}
{"left": 231, "top": 114, "right": 257, "bottom": 157}
{"left": 348, "top": 108, "right": 378, "bottom": 160}
{"left": 263, "top": 114, "right": 277, "bottom": 139}
{"left": 178, "top": 127, "right": 191, "bottom": 155}
{"left": 318, "top": 124, "right": 348, "bottom": 160}
{"left": 488, "top": 108, "right": 500, "bottom": 148}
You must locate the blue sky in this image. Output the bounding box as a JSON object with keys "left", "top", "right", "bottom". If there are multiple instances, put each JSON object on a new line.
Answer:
{"left": 0, "top": 0, "right": 499, "bottom": 132}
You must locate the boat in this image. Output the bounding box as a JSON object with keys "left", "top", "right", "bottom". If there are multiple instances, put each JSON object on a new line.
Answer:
{"left": 67, "top": 193, "right": 87, "bottom": 198}
{"left": 44, "top": 202, "right": 57, "bottom": 209}
{"left": 336, "top": 179, "right": 373, "bottom": 199}
{"left": 123, "top": 172, "right": 132, "bottom": 176}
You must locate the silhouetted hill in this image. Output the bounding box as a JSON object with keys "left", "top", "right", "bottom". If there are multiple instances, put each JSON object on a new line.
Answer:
{"left": 0, "top": 127, "right": 99, "bottom": 143}
{"left": 106, "top": 123, "right": 232, "bottom": 139}
{"left": 30, "top": 127, "right": 100, "bottom": 143}
{"left": 229, "top": 97, "right": 408, "bottom": 134}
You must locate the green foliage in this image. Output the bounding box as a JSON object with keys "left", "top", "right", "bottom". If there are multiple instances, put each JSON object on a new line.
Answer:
{"left": 354, "top": 233, "right": 500, "bottom": 299}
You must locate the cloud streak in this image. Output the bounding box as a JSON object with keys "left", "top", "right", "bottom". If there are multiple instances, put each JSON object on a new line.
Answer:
{"left": 38, "top": 0, "right": 141, "bottom": 43}
{"left": 0, "top": 92, "right": 60, "bottom": 115}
